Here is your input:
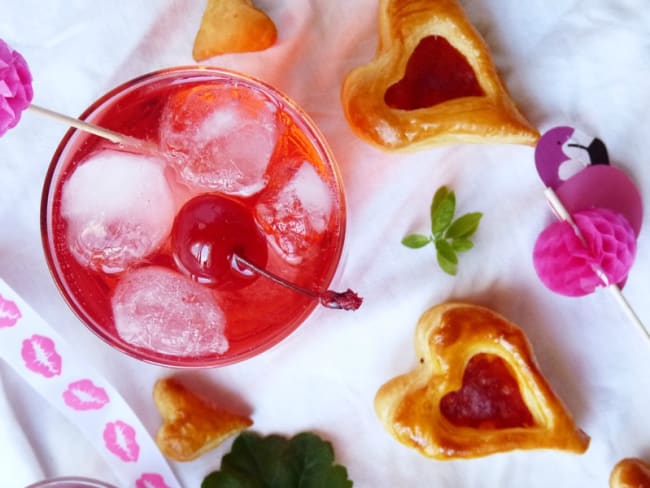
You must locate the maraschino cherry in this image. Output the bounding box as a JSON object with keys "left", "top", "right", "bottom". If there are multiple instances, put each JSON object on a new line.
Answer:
{"left": 172, "top": 193, "right": 267, "bottom": 289}
{"left": 171, "top": 193, "right": 362, "bottom": 310}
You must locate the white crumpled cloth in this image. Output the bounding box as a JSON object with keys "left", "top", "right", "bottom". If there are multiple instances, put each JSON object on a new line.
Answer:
{"left": 1, "top": 1, "right": 649, "bottom": 487}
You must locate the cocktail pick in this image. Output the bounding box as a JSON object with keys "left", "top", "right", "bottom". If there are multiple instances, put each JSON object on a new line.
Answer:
{"left": 533, "top": 126, "right": 647, "bottom": 341}
{"left": 1, "top": 38, "right": 152, "bottom": 151}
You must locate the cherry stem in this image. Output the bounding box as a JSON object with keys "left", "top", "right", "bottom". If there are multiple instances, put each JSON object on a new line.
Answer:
{"left": 233, "top": 254, "right": 362, "bottom": 311}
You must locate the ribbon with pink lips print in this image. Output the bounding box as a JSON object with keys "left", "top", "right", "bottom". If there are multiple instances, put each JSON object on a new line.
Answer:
{"left": 533, "top": 126, "right": 647, "bottom": 337}
{"left": 0, "top": 278, "right": 181, "bottom": 488}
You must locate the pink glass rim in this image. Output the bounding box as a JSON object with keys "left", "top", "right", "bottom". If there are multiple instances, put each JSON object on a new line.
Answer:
{"left": 25, "top": 476, "right": 117, "bottom": 488}
{"left": 40, "top": 66, "right": 347, "bottom": 368}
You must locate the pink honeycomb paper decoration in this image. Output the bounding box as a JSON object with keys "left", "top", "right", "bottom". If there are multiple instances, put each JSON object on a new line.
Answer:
{"left": 0, "top": 38, "right": 33, "bottom": 136}
{"left": 533, "top": 208, "right": 636, "bottom": 296}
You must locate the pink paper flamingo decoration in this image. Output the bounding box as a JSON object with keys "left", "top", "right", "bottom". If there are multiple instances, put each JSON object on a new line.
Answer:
{"left": 533, "top": 126, "right": 647, "bottom": 340}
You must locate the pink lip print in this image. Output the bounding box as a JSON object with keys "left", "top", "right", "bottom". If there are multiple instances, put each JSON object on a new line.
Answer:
{"left": 136, "top": 473, "right": 172, "bottom": 488}
{"left": 63, "top": 379, "right": 110, "bottom": 411}
{"left": 21, "top": 334, "right": 62, "bottom": 378}
{"left": 0, "top": 294, "right": 21, "bottom": 328}
{"left": 103, "top": 420, "right": 140, "bottom": 462}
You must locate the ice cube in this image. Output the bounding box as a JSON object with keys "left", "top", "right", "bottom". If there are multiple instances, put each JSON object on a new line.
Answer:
{"left": 255, "top": 161, "right": 333, "bottom": 264}
{"left": 160, "top": 84, "right": 279, "bottom": 197}
{"left": 61, "top": 149, "right": 175, "bottom": 273}
{"left": 112, "top": 266, "right": 229, "bottom": 357}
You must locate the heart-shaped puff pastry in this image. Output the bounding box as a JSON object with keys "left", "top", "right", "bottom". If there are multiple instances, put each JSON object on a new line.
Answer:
{"left": 375, "top": 303, "right": 590, "bottom": 459}
{"left": 341, "top": 0, "right": 539, "bottom": 151}
{"left": 610, "top": 458, "right": 650, "bottom": 488}
{"left": 154, "top": 377, "right": 253, "bottom": 461}
{"left": 192, "top": 0, "right": 277, "bottom": 61}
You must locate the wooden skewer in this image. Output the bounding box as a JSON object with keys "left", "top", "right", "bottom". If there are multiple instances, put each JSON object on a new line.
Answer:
{"left": 27, "top": 104, "right": 158, "bottom": 153}
{"left": 543, "top": 187, "right": 649, "bottom": 342}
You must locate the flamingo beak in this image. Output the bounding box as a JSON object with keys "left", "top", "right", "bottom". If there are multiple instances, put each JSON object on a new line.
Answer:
{"left": 558, "top": 131, "right": 610, "bottom": 181}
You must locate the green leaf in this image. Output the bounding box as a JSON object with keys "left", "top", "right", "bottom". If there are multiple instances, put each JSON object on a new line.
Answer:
{"left": 202, "top": 432, "right": 353, "bottom": 488}
{"left": 228, "top": 433, "right": 296, "bottom": 486}
{"left": 435, "top": 239, "right": 458, "bottom": 275}
{"left": 288, "top": 433, "right": 352, "bottom": 488}
{"left": 430, "top": 188, "right": 456, "bottom": 237}
{"left": 201, "top": 471, "right": 256, "bottom": 488}
{"left": 430, "top": 186, "right": 450, "bottom": 216}
{"left": 451, "top": 238, "right": 474, "bottom": 252}
{"left": 445, "top": 212, "right": 483, "bottom": 240}
{"left": 401, "top": 233, "right": 431, "bottom": 248}
{"left": 405, "top": 185, "right": 482, "bottom": 276}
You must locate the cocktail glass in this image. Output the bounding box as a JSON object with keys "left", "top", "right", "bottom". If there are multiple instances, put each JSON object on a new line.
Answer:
{"left": 41, "top": 67, "right": 346, "bottom": 367}
{"left": 25, "top": 477, "right": 117, "bottom": 488}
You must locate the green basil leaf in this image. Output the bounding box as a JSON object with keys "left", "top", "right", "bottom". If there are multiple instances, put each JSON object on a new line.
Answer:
{"left": 401, "top": 233, "right": 431, "bottom": 248}
{"left": 437, "top": 252, "right": 458, "bottom": 276}
{"left": 431, "top": 189, "right": 455, "bottom": 237}
{"left": 435, "top": 239, "right": 458, "bottom": 275}
{"left": 451, "top": 238, "right": 474, "bottom": 252}
{"left": 430, "top": 185, "right": 450, "bottom": 216}
{"left": 445, "top": 212, "right": 483, "bottom": 239}
{"left": 406, "top": 186, "right": 481, "bottom": 277}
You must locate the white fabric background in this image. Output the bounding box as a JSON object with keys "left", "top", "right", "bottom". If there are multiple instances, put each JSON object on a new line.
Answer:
{"left": 1, "top": 1, "right": 649, "bottom": 487}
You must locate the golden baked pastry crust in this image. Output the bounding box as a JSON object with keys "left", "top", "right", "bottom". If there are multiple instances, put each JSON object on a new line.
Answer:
{"left": 192, "top": 0, "right": 277, "bottom": 61}
{"left": 375, "top": 302, "right": 590, "bottom": 459}
{"left": 154, "top": 377, "right": 253, "bottom": 461}
{"left": 610, "top": 458, "right": 650, "bottom": 488}
{"left": 341, "top": 0, "right": 539, "bottom": 151}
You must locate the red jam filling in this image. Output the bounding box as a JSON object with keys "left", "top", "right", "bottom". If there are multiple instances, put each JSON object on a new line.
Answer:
{"left": 439, "top": 353, "right": 535, "bottom": 429}
{"left": 384, "top": 35, "right": 484, "bottom": 110}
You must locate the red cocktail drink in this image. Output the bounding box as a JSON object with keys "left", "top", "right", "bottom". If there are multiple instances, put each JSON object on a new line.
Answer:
{"left": 41, "top": 67, "right": 346, "bottom": 367}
